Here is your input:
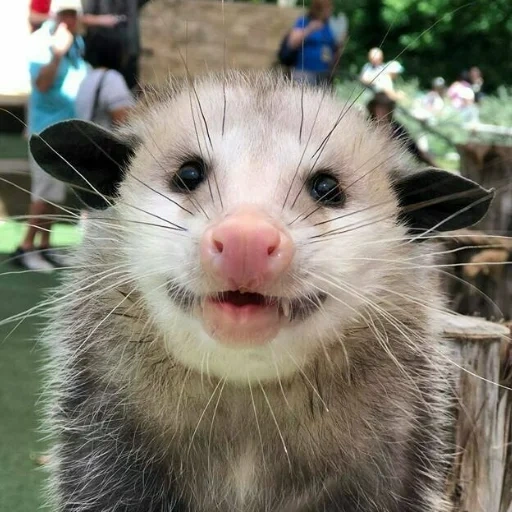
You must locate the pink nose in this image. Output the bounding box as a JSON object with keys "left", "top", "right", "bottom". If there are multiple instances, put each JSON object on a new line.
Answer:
{"left": 200, "top": 208, "right": 294, "bottom": 289}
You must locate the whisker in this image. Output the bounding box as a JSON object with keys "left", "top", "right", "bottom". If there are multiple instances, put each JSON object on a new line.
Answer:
{"left": 258, "top": 380, "right": 292, "bottom": 473}
{"left": 221, "top": 0, "right": 227, "bottom": 137}
{"left": 309, "top": 187, "right": 494, "bottom": 242}
{"left": 248, "top": 379, "right": 267, "bottom": 472}
{"left": 31, "top": 132, "right": 115, "bottom": 209}
{"left": 282, "top": 348, "right": 330, "bottom": 413}
{"left": 0, "top": 176, "right": 80, "bottom": 220}
{"left": 70, "top": 120, "right": 195, "bottom": 217}
{"left": 186, "top": 376, "right": 224, "bottom": 457}
{"left": 207, "top": 377, "right": 226, "bottom": 475}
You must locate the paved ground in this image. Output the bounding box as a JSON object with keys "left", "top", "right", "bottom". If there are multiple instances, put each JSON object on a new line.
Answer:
{"left": 0, "top": 134, "right": 28, "bottom": 161}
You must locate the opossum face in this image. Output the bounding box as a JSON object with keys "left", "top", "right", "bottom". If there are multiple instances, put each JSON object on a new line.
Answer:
{"left": 118, "top": 80, "right": 410, "bottom": 383}
{"left": 30, "top": 74, "right": 492, "bottom": 383}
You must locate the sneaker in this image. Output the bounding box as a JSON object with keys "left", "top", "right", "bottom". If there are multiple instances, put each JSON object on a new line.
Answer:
{"left": 10, "top": 247, "right": 56, "bottom": 272}
{"left": 40, "top": 247, "right": 71, "bottom": 268}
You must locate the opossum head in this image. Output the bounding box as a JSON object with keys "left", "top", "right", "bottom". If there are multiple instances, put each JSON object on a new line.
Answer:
{"left": 30, "top": 72, "right": 493, "bottom": 383}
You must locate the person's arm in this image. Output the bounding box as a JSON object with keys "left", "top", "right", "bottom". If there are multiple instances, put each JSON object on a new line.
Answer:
{"left": 29, "top": 10, "right": 51, "bottom": 26}
{"left": 360, "top": 65, "right": 374, "bottom": 85}
{"left": 80, "top": 0, "right": 122, "bottom": 28}
{"left": 104, "top": 72, "right": 136, "bottom": 126}
{"left": 80, "top": 13, "right": 120, "bottom": 27}
{"left": 287, "top": 19, "right": 324, "bottom": 50}
{"left": 34, "top": 23, "right": 73, "bottom": 92}
{"left": 35, "top": 54, "right": 62, "bottom": 92}
{"left": 111, "top": 107, "right": 132, "bottom": 125}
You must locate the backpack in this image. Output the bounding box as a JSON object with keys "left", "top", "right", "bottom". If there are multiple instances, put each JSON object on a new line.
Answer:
{"left": 277, "top": 33, "right": 298, "bottom": 67}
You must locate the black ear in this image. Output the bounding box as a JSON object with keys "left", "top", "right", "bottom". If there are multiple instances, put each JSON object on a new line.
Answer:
{"left": 393, "top": 168, "right": 494, "bottom": 239}
{"left": 29, "top": 120, "right": 137, "bottom": 209}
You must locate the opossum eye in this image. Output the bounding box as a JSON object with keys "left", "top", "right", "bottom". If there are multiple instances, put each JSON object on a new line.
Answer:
{"left": 171, "top": 160, "right": 206, "bottom": 193}
{"left": 308, "top": 173, "right": 345, "bottom": 206}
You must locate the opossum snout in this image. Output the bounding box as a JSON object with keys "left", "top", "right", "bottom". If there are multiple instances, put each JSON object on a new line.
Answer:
{"left": 200, "top": 207, "right": 294, "bottom": 290}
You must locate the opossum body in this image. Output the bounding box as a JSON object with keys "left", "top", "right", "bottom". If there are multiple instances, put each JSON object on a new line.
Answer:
{"left": 31, "top": 72, "right": 493, "bottom": 512}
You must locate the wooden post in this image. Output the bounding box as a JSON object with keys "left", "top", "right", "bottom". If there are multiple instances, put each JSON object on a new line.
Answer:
{"left": 440, "top": 313, "right": 511, "bottom": 512}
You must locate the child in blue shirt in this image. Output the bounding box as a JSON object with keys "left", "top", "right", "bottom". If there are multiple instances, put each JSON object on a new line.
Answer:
{"left": 13, "top": 1, "right": 89, "bottom": 271}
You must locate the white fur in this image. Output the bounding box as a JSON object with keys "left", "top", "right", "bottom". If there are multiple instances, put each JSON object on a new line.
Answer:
{"left": 104, "top": 75, "right": 423, "bottom": 384}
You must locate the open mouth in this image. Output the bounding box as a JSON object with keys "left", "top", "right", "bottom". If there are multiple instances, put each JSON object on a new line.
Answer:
{"left": 167, "top": 279, "right": 329, "bottom": 345}
{"left": 168, "top": 285, "right": 327, "bottom": 322}
{"left": 167, "top": 284, "right": 326, "bottom": 346}
{"left": 207, "top": 291, "right": 326, "bottom": 321}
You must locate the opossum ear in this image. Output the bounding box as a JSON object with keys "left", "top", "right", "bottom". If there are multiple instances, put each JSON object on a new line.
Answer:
{"left": 392, "top": 168, "right": 494, "bottom": 239}
{"left": 29, "top": 120, "right": 137, "bottom": 209}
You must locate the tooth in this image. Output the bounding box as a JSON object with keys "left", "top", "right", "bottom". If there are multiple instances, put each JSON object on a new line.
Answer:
{"left": 282, "top": 299, "right": 291, "bottom": 318}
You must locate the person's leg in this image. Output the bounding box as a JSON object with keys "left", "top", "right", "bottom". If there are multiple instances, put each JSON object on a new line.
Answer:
{"left": 20, "top": 154, "right": 55, "bottom": 251}
{"left": 13, "top": 155, "right": 66, "bottom": 270}
{"left": 19, "top": 199, "right": 53, "bottom": 251}
{"left": 37, "top": 178, "right": 67, "bottom": 267}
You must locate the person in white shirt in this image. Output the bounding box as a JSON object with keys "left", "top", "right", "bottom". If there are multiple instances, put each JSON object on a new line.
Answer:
{"left": 75, "top": 30, "right": 135, "bottom": 129}
{"left": 360, "top": 47, "right": 385, "bottom": 90}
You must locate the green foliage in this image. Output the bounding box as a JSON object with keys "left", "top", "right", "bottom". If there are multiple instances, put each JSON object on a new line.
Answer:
{"left": 333, "top": 77, "right": 512, "bottom": 167}
{"left": 332, "top": 0, "right": 512, "bottom": 91}
{"left": 255, "top": 0, "right": 509, "bottom": 89}
{"left": 479, "top": 86, "right": 512, "bottom": 127}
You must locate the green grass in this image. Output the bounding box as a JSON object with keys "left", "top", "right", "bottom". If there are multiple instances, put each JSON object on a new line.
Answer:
{"left": 0, "top": 255, "right": 57, "bottom": 511}
{"left": 0, "top": 220, "right": 82, "bottom": 254}
{"left": 0, "top": 222, "right": 81, "bottom": 511}
{"left": 0, "top": 134, "right": 28, "bottom": 160}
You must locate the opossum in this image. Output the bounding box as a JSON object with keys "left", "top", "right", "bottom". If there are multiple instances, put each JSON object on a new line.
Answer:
{"left": 30, "top": 72, "right": 494, "bottom": 512}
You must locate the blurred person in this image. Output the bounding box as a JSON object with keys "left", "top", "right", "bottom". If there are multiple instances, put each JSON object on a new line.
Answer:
{"left": 469, "top": 66, "right": 484, "bottom": 103}
{"left": 447, "top": 71, "right": 479, "bottom": 123}
{"left": 359, "top": 47, "right": 385, "bottom": 90}
{"left": 410, "top": 76, "right": 446, "bottom": 153}
{"left": 377, "top": 60, "right": 405, "bottom": 101}
{"left": 81, "top": 0, "right": 153, "bottom": 93}
{"left": 422, "top": 76, "right": 446, "bottom": 114}
{"left": 13, "top": 0, "right": 88, "bottom": 271}
{"left": 284, "top": 0, "right": 345, "bottom": 86}
{"left": 75, "top": 31, "right": 135, "bottom": 129}
{"left": 361, "top": 52, "right": 405, "bottom": 101}
{"left": 447, "top": 71, "right": 475, "bottom": 110}
{"left": 26, "top": 0, "right": 120, "bottom": 136}
{"left": 29, "top": 0, "right": 52, "bottom": 32}
{"left": 29, "top": 0, "right": 120, "bottom": 32}
{"left": 26, "top": 1, "right": 53, "bottom": 140}
{"left": 367, "top": 92, "right": 436, "bottom": 167}
{"left": 409, "top": 76, "right": 446, "bottom": 153}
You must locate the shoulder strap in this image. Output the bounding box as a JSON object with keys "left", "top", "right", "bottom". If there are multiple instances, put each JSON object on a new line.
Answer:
{"left": 91, "top": 70, "right": 109, "bottom": 121}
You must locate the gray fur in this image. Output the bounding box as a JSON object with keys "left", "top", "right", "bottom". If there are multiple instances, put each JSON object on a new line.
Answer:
{"left": 37, "top": 72, "right": 470, "bottom": 511}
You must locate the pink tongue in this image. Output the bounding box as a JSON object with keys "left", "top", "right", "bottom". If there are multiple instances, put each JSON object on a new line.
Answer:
{"left": 202, "top": 295, "right": 280, "bottom": 346}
